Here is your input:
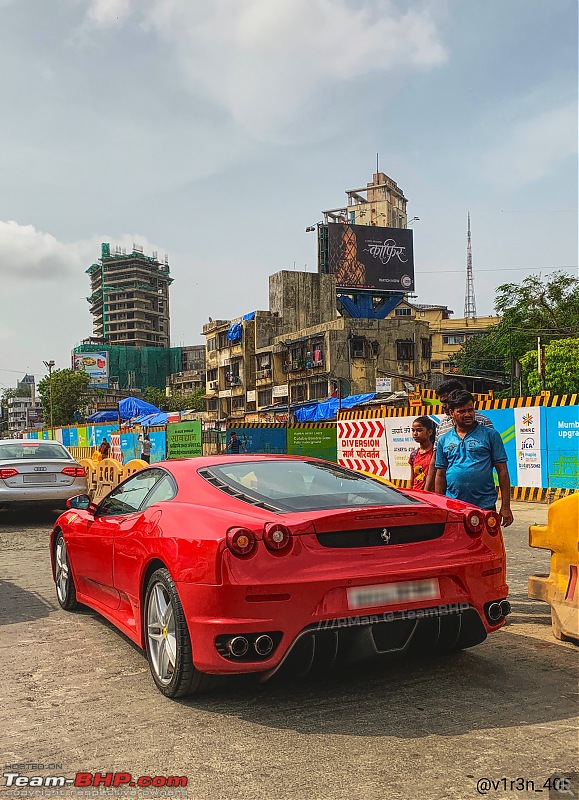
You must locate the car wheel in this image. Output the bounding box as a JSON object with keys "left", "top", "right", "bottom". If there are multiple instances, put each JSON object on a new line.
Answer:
{"left": 54, "top": 532, "right": 79, "bottom": 611}
{"left": 144, "top": 568, "right": 221, "bottom": 698}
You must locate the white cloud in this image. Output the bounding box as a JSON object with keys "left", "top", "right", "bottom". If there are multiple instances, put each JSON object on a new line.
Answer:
{"left": 481, "top": 102, "right": 578, "bottom": 188}
{"left": 81, "top": 0, "right": 447, "bottom": 141}
{"left": 0, "top": 220, "right": 163, "bottom": 286}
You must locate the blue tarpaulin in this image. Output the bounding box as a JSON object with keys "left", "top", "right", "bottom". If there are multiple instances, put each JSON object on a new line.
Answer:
{"left": 87, "top": 410, "right": 119, "bottom": 422}
{"left": 118, "top": 396, "right": 161, "bottom": 419}
{"left": 294, "top": 393, "right": 376, "bottom": 422}
{"left": 227, "top": 322, "right": 242, "bottom": 342}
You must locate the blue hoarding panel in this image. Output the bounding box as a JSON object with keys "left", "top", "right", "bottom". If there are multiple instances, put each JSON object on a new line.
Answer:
{"left": 226, "top": 427, "right": 286, "bottom": 454}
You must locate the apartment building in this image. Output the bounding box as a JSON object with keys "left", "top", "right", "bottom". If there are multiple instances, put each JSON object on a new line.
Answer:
{"left": 203, "top": 271, "right": 431, "bottom": 422}
{"left": 384, "top": 300, "right": 500, "bottom": 376}
{"left": 167, "top": 345, "right": 206, "bottom": 395}
{"left": 87, "top": 243, "right": 172, "bottom": 348}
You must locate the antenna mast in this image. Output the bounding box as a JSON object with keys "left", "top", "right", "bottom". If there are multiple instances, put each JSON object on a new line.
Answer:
{"left": 464, "top": 212, "right": 477, "bottom": 319}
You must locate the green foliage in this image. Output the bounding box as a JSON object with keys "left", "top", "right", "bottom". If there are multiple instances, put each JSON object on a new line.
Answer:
{"left": 144, "top": 386, "right": 205, "bottom": 412}
{"left": 454, "top": 272, "right": 579, "bottom": 394}
{"left": 37, "top": 369, "right": 90, "bottom": 427}
{"left": 520, "top": 338, "right": 579, "bottom": 395}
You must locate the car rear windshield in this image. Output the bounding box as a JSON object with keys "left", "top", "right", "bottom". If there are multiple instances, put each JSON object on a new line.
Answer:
{"left": 203, "top": 460, "right": 418, "bottom": 512}
{"left": 0, "top": 442, "right": 73, "bottom": 460}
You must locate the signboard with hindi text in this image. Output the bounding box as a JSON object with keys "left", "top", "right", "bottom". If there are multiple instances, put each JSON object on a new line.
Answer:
{"left": 337, "top": 418, "right": 389, "bottom": 477}
{"left": 167, "top": 421, "right": 202, "bottom": 459}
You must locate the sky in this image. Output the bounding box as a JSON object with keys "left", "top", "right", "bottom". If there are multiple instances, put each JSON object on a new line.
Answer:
{"left": 0, "top": 0, "right": 577, "bottom": 388}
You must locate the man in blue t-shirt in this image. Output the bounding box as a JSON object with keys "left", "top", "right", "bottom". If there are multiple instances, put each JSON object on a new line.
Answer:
{"left": 434, "top": 390, "right": 513, "bottom": 527}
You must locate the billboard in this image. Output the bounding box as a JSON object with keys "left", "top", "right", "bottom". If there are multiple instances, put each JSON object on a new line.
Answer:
{"left": 73, "top": 351, "right": 109, "bottom": 388}
{"left": 323, "top": 223, "right": 414, "bottom": 291}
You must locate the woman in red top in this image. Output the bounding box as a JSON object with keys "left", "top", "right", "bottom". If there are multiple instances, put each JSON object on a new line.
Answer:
{"left": 408, "top": 416, "right": 437, "bottom": 490}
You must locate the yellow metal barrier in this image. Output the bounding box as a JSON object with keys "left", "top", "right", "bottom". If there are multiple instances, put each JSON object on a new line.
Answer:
{"left": 528, "top": 493, "right": 579, "bottom": 642}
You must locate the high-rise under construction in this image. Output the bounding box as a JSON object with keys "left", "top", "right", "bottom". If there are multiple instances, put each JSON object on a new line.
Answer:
{"left": 87, "top": 243, "right": 172, "bottom": 348}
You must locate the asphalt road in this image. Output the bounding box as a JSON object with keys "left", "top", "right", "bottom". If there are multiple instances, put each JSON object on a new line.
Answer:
{"left": 0, "top": 502, "right": 577, "bottom": 800}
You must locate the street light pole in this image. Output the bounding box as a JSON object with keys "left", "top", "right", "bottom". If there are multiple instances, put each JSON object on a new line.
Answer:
{"left": 43, "top": 360, "right": 55, "bottom": 438}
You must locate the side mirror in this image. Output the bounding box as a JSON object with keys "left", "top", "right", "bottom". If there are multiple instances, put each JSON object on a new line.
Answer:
{"left": 66, "top": 494, "right": 92, "bottom": 511}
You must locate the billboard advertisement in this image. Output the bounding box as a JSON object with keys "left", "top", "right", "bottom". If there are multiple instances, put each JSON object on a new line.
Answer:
{"left": 73, "top": 351, "right": 109, "bottom": 388}
{"left": 324, "top": 223, "right": 414, "bottom": 291}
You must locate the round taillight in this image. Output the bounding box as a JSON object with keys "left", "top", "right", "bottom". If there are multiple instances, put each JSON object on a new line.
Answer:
{"left": 485, "top": 511, "right": 501, "bottom": 535}
{"left": 263, "top": 523, "right": 291, "bottom": 552}
{"left": 226, "top": 527, "right": 256, "bottom": 557}
{"left": 464, "top": 509, "right": 485, "bottom": 535}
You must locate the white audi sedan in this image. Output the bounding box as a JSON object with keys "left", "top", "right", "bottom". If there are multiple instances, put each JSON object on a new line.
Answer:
{"left": 0, "top": 439, "right": 88, "bottom": 508}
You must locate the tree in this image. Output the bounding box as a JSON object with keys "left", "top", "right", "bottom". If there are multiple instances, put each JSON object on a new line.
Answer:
{"left": 144, "top": 386, "right": 205, "bottom": 412}
{"left": 520, "top": 338, "right": 579, "bottom": 395}
{"left": 454, "top": 272, "right": 579, "bottom": 392}
{"left": 37, "top": 369, "right": 90, "bottom": 427}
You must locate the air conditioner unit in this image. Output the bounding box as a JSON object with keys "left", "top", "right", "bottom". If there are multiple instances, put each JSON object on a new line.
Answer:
{"left": 209, "top": 380, "right": 218, "bottom": 390}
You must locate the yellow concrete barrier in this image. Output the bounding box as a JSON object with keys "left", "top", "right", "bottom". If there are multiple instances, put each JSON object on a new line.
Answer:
{"left": 528, "top": 492, "right": 579, "bottom": 643}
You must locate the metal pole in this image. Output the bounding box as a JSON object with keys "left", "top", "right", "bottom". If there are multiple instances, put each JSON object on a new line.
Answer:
{"left": 48, "top": 365, "right": 54, "bottom": 438}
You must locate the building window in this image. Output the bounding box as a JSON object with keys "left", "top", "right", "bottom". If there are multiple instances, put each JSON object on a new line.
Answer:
{"left": 207, "top": 337, "right": 216, "bottom": 351}
{"left": 309, "top": 380, "right": 328, "bottom": 400}
{"left": 257, "top": 353, "right": 272, "bottom": 370}
{"left": 291, "top": 384, "right": 306, "bottom": 403}
{"left": 421, "top": 338, "right": 431, "bottom": 359}
{"left": 258, "top": 389, "right": 272, "bottom": 407}
{"left": 394, "top": 307, "right": 412, "bottom": 316}
{"left": 350, "top": 338, "right": 366, "bottom": 359}
{"left": 442, "top": 334, "right": 465, "bottom": 345}
{"left": 218, "top": 332, "right": 229, "bottom": 349}
{"left": 232, "top": 396, "right": 244, "bottom": 410}
{"left": 207, "top": 399, "right": 218, "bottom": 411}
{"left": 207, "top": 368, "right": 218, "bottom": 382}
{"left": 396, "top": 340, "right": 414, "bottom": 361}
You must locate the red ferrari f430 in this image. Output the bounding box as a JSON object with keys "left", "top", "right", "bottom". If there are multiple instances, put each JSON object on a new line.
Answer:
{"left": 50, "top": 456, "right": 509, "bottom": 698}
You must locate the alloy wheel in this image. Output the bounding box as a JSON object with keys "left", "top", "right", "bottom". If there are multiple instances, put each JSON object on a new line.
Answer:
{"left": 146, "top": 581, "right": 177, "bottom": 685}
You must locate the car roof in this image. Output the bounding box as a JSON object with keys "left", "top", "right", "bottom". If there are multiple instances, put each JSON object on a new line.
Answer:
{"left": 0, "top": 439, "right": 63, "bottom": 445}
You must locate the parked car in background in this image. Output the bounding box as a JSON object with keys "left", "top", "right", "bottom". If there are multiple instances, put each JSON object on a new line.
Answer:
{"left": 51, "top": 455, "right": 509, "bottom": 699}
{"left": 0, "top": 439, "right": 87, "bottom": 508}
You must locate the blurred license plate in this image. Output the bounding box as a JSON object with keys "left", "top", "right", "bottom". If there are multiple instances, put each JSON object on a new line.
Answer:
{"left": 347, "top": 579, "right": 440, "bottom": 610}
{"left": 23, "top": 474, "right": 56, "bottom": 483}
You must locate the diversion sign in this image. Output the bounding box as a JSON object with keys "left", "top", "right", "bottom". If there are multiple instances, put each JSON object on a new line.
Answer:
{"left": 167, "top": 421, "right": 202, "bottom": 459}
{"left": 325, "top": 223, "right": 414, "bottom": 291}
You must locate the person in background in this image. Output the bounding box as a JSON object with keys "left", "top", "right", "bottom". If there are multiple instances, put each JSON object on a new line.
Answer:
{"left": 139, "top": 431, "right": 152, "bottom": 463}
{"left": 408, "top": 416, "right": 437, "bottom": 490}
{"left": 227, "top": 431, "right": 246, "bottom": 454}
{"left": 424, "top": 379, "right": 493, "bottom": 492}
{"left": 98, "top": 438, "right": 110, "bottom": 459}
{"left": 434, "top": 390, "right": 513, "bottom": 527}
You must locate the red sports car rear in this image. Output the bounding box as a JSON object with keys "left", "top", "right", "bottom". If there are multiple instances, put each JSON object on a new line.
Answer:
{"left": 50, "top": 456, "right": 508, "bottom": 698}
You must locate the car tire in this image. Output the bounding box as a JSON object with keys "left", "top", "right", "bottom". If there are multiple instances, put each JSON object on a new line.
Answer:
{"left": 144, "top": 568, "right": 221, "bottom": 698}
{"left": 54, "top": 531, "right": 79, "bottom": 611}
